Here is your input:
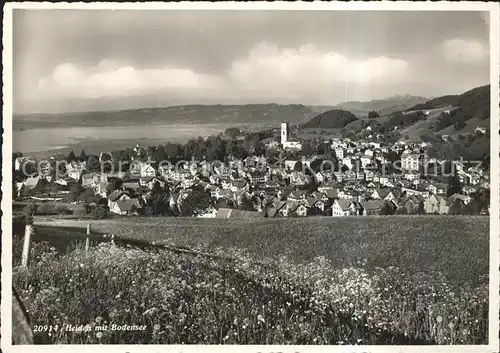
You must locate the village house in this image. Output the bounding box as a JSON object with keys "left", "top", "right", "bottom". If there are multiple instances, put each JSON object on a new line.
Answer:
{"left": 342, "top": 157, "right": 353, "bottom": 170}
{"left": 370, "top": 188, "right": 395, "bottom": 202}
{"left": 290, "top": 171, "right": 310, "bottom": 186}
{"left": 22, "top": 175, "right": 46, "bottom": 192}
{"left": 67, "top": 162, "right": 85, "bottom": 181}
{"left": 360, "top": 200, "right": 386, "bottom": 215}
{"left": 230, "top": 179, "right": 249, "bottom": 193}
{"left": 449, "top": 193, "right": 472, "bottom": 205}
{"left": 396, "top": 195, "right": 424, "bottom": 214}
{"left": 401, "top": 153, "right": 420, "bottom": 171}
{"left": 110, "top": 198, "right": 142, "bottom": 216}
{"left": 54, "top": 177, "right": 74, "bottom": 187}
{"left": 140, "top": 176, "right": 166, "bottom": 189}
{"left": 331, "top": 199, "right": 357, "bottom": 216}
{"left": 290, "top": 203, "right": 308, "bottom": 217}
{"left": 122, "top": 179, "right": 141, "bottom": 191}
{"left": 404, "top": 172, "right": 420, "bottom": 181}
{"left": 140, "top": 164, "right": 156, "bottom": 178}
{"left": 334, "top": 147, "right": 344, "bottom": 160}
{"left": 423, "top": 194, "right": 451, "bottom": 214}
{"left": 108, "top": 190, "right": 132, "bottom": 209}
{"left": 180, "top": 177, "right": 196, "bottom": 189}
{"left": 426, "top": 183, "right": 446, "bottom": 195}
{"left": 287, "top": 189, "right": 308, "bottom": 202}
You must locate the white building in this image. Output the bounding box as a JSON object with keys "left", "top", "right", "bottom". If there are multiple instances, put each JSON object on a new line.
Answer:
{"left": 404, "top": 172, "right": 420, "bottom": 181}
{"left": 401, "top": 154, "right": 420, "bottom": 171}
{"left": 335, "top": 147, "right": 344, "bottom": 160}
{"left": 360, "top": 157, "right": 371, "bottom": 168}
{"left": 283, "top": 141, "right": 303, "bottom": 150}
{"left": 140, "top": 164, "right": 156, "bottom": 178}
{"left": 342, "top": 157, "right": 353, "bottom": 170}
{"left": 281, "top": 122, "right": 289, "bottom": 144}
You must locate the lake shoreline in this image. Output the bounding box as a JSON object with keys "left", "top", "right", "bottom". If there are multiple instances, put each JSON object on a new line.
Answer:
{"left": 13, "top": 122, "right": 276, "bottom": 157}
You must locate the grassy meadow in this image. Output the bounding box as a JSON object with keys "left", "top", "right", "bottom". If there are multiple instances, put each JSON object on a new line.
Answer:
{"left": 13, "top": 216, "right": 489, "bottom": 344}
{"left": 33, "top": 216, "right": 489, "bottom": 287}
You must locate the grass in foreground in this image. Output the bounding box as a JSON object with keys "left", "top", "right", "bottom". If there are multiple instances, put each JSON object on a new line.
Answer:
{"left": 33, "top": 216, "right": 489, "bottom": 288}
{"left": 13, "top": 241, "right": 488, "bottom": 345}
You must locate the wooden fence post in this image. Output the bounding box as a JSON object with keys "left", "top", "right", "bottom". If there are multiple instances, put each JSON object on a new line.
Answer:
{"left": 85, "top": 224, "right": 91, "bottom": 251}
{"left": 21, "top": 222, "right": 33, "bottom": 267}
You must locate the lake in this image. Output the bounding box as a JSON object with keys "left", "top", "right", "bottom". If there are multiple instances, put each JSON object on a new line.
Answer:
{"left": 13, "top": 123, "right": 271, "bottom": 156}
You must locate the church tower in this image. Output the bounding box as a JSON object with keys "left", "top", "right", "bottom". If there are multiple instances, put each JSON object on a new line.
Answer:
{"left": 281, "top": 122, "right": 289, "bottom": 144}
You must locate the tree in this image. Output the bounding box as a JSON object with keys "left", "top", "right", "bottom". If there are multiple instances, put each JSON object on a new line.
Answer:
{"left": 147, "top": 182, "right": 169, "bottom": 216}
{"left": 446, "top": 175, "right": 462, "bottom": 197}
{"left": 73, "top": 206, "right": 87, "bottom": 218}
{"left": 23, "top": 203, "right": 38, "bottom": 220}
{"left": 12, "top": 178, "right": 19, "bottom": 201}
{"left": 91, "top": 206, "right": 109, "bottom": 220}
{"left": 301, "top": 141, "right": 316, "bottom": 156}
{"left": 379, "top": 201, "right": 396, "bottom": 215}
{"left": 106, "top": 179, "right": 123, "bottom": 195}
{"left": 67, "top": 150, "right": 77, "bottom": 163}
{"left": 224, "top": 127, "right": 240, "bottom": 139}
{"left": 386, "top": 151, "right": 400, "bottom": 163}
{"left": 448, "top": 199, "right": 464, "bottom": 214}
{"left": 368, "top": 111, "right": 380, "bottom": 119}
{"left": 36, "top": 203, "right": 52, "bottom": 215}
{"left": 54, "top": 203, "right": 70, "bottom": 215}
{"left": 78, "top": 188, "right": 95, "bottom": 203}
{"left": 293, "top": 161, "right": 303, "bottom": 172}
{"left": 179, "top": 187, "right": 213, "bottom": 217}
{"left": 240, "top": 195, "right": 255, "bottom": 211}
{"left": 68, "top": 183, "right": 84, "bottom": 202}
{"left": 454, "top": 121, "right": 466, "bottom": 131}
{"left": 80, "top": 149, "right": 88, "bottom": 162}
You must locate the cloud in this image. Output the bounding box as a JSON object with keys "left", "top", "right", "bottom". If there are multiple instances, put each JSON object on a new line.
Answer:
{"left": 228, "top": 42, "right": 409, "bottom": 90}
{"left": 442, "top": 39, "right": 488, "bottom": 64}
{"left": 37, "top": 42, "right": 412, "bottom": 103}
{"left": 38, "top": 60, "right": 225, "bottom": 99}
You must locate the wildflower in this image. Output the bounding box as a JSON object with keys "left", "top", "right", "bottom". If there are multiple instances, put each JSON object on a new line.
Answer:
{"left": 448, "top": 322, "right": 455, "bottom": 329}
{"left": 257, "top": 314, "right": 265, "bottom": 323}
{"left": 96, "top": 332, "right": 103, "bottom": 339}
{"left": 153, "top": 324, "right": 161, "bottom": 332}
{"left": 95, "top": 316, "right": 103, "bottom": 323}
{"left": 79, "top": 264, "right": 84, "bottom": 268}
{"left": 436, "top": 315, "right": 443, "bottom": 323}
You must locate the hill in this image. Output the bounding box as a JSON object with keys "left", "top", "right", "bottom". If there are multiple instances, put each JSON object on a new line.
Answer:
{"left": 300, "top": 109, "right": 359, "bottom": 129}
{"left": 13, "top": 104, "right": 317, "bottom": 131}
{"left": 407, "top": 85, "right": 489, "bottom": 112}
{"left": 332, "top": 95, "right": 428, "bottom": 117}
{"left": 398, "top": 84, "right": 490, "bottom": 139}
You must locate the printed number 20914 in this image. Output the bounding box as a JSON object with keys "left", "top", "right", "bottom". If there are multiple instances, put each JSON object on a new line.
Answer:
{"left": 33, "top": 325, "right": 59, "bottom": 332}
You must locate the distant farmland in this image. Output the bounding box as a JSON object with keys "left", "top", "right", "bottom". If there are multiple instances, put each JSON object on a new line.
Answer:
{"left": 33, "top": 215, "right": 489, "bottom": 288}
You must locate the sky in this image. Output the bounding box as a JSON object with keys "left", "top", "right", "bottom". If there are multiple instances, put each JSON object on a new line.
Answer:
{"left": 13, "top": 10, "right": 491, "bottom": 114}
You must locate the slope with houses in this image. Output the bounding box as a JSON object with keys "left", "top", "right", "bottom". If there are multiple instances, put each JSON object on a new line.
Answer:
{"left": 14, "top": 113, "right": 490, "bottom": 219}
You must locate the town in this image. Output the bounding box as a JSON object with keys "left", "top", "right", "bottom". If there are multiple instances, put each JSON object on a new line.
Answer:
{"left": 13, "top": 118, "right": 490, "bottom": 220}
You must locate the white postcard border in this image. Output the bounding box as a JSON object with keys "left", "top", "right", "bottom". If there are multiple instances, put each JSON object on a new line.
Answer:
{"left": 2, "top": 2, "right": 499, "bottom": 353}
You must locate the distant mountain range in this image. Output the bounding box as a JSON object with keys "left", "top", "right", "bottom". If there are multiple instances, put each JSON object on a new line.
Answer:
{"left": 14, "top": 104, "right": 317, "bottom": 131}
{"left": 14, "top": 88, "right": 489, "bottom": 141}
{"left": 330, "top": 95, "right": 429, "bottom": 117}
{"left": 301, "top": 84, "right": 490, "bottom": 140}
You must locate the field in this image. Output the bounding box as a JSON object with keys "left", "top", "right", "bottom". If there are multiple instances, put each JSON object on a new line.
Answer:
{"left": 13, "top": 216, "right": 490, "bottom": 345}
{"left": 33, "top": 216, "right": 489, "bottom": 287}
